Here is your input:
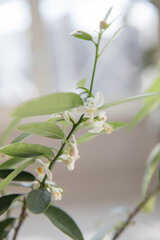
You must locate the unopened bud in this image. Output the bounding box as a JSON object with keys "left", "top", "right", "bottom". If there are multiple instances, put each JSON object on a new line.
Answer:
{"left": 69, "top": 143, "right": 77, "bottom": 157}
{"left": 100, "top": 20, "right": 109, "bottom": 30}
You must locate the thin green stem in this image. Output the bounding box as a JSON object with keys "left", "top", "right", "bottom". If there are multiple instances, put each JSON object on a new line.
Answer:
{"left": 41, "top": 115, "right": 84, "bottom": 186}
{"left": 99, "top": 25, "right": 125, "bottom": 57}
{"left": 89, "top": 31, "right": 102, "bottom": 97}
{"left": 41, "top": 30, "right": 103, "bottom": 187}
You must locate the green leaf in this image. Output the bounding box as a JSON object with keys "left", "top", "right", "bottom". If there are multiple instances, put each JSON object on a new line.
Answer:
{"left": 11, "top": 92, "right": 83, "bottom": 118}
{"left": 128, "top": 100, "right": 160, "bottom": 129}
{"left": 0, "top": 158, "right": 35, "bottom": 191}
{"left": 99, "top": 25, "right": 125, "bottom": 56}
{"left": 0, "top": 143, "right": 54, "bottom": 159}
{"left": 11, "top": 132, "right": 30, "bottom": 143}
{"left": 104, "top": 6, "right": 113, "bottom": 21}
{"left": 0, "top": 157, "right": 28, "bottom": 169}
{"left": 129, "top": 77, "right": 160, "bottom": 128}
{"left": 27, "top": 189, "right": 51, "bottom": 214}
{"left": 0, "top": 169, "right": 35, "bottom": 182}
{"left": 44, "top": 205, "right": 84, "bottom": 240}
{"left": 77, "top": 122, "right": 127, "bottom": 145}
{"left": 0, "top": 218, "right": 15, "bottom": 240}
{"left": 110, "top": 122, "right": 127, "bottom": 129}
{"left": 146, "top": 76, "right": 160, "bottom": 94}
{"left": 99, "top": 92, "right": 160, "bottom": 110}
{"left": 70, "top": 30, "right": 92, "bottom": 41}
{"left": 143, "top": 196, "right": 156, "bottom": 214}
{"left": 0, "top": 118, "right": 20, "bottom": 147}
{"left": 78, "top": 87, "right": 94, "bottom": 97}
{"left": 77, "top": 79, "right": 87, "bottom": 88}
{"left": 17, "top": 122, "right": 65, "bottom": 139}
{"left": 142, "top": 143, "right": 160, "bottom": 197}
{"left": 0, "top": 194, "right": 22, "bottom": 216}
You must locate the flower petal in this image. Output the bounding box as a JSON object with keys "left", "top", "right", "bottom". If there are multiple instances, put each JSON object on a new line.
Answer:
{"left": 88, "top": 127, "right": 103, "bottom": 133}
{"left": 95, "top": 91, "right": 104, "bottom": 108}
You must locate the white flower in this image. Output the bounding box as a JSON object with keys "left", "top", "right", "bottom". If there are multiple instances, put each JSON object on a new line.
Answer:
{"left": 89, "top": 121, "right": 113, "bottom": 134}
{"left": 77, "top": 91, "right": 104, "bottom": 120}
{"left": 103, "top": 122, "right": 113, "bottom": 134}
{"left": 75, "top": 91, "right": 112, "bottom": 134}
{"left": 50, "top": 186, "right": 63, "bottom": 201}
{"left": 59, "top": 135, "right": 80, "bottom": 171}
{"left": 96, "top": 110, "right": 107, "bottom": 122}
{"left": 46, "top": 181, "right": 63, "bottom": 201}
{"left": 34, "top": 159, "right": 52, "bottom": 182}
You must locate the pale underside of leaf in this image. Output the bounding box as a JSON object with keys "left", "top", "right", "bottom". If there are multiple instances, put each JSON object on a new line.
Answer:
{"left": 99, "top": 93, "right": 160, "bottom": 110}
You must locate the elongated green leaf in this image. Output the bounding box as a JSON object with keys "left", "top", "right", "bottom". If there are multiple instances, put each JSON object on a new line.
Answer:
{"left": 11, "top": 132, "right": 30, "bottom": 143}
{"left": 146, "top": 76, "right": 160, "bottom": 95}
{"left": 128, "top": 100, "right": 160, "bottom": 129}
{"left": 11, "top": 92, "right": 83, "bottom": 118}
{"left": 44, "top": 205, "right": 84, "bottom": 240}
{"left": 0, "top": 143, "right": 54, "bottom": 159}
{"left": 0, "top": 218, "right": 15, "bottom": 240}
{"left": 0, "top": 230, "right": 8, "bottom": 240}
{"left": 0, "top": 118, "right": 20, "bottom": 147}
{"left": 99, "top": 93, "right": 160, "bottom": 110}
{"left": 0, "top": 169, "right": 35, "bottom": 182}
{"left": 129, "top": 77, "right": 160, "bottom": 128}
{"left": 77, "top": 122, "right": 127, "bottom": 144}
{"left": 0, "top": 158, "right": 35, "bottom": 191}
{"left": 78, "top": 87, "right": 94, "bottom": 97}
{"left": 142, "top": 143, "right": 160, "bottom": 197}
{"left": 99, "top": 25, "right": 125, "bottom": 56}
{"left": 109, "top": 122, "right": 127, "bottom": 129}
{"left": 70, "top": 30, "right": 92, "bottom": 41}
{"left": 104, "top": 6, "right": 113, "bottom": 21}
{"left": 0, "top": 194, "right": 22, "bottom": 216}
{"left": 18, "top": 122, "right": 65, "bottom": 139}
{"left": 27, "top": 189, "right": 51, "bottom": 214}
{"left": 143, "top": 196, "right": 156, "bottom": 214}
{"left": 0, "top": 157, "right": 28, "bottom": 169}
{"left": 77, "top": 79, "right": 87, "bottom": 88}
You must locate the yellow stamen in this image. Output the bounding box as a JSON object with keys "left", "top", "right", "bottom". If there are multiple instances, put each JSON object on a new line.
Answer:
{"left": 86, "top": 108, "right": 95, "bottom": 116}
{"left": 105, "top": 126, "right": 113, "bottom": 134}
{"left": 38, "top": 167, "right": 43, "bottom": 174}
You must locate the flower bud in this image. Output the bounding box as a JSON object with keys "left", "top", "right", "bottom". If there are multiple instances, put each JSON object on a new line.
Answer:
{"left": 100, "top": 20, "right": 109, "bottom": 30}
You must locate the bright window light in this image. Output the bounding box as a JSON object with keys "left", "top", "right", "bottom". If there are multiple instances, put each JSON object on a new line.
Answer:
{"left": 0, "top": 0, "right": 31, "bottom": 34}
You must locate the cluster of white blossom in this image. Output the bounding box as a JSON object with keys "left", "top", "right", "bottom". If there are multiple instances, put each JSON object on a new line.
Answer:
{"left": 33, "top": 92, "right": 111, "bottom": 201}
{"left": 77, "top": 91, "right": 112, "bottom": 134}
{"left": 59, "top": 135, "right": 80, "bottom": 171}
{"left": 53, "top": 91, "right": 112, "bottom": 134}
{"left": 33, "top": 159, "right": 63, "bottom": 201}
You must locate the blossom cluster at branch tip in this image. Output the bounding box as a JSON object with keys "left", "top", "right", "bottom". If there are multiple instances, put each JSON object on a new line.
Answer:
{"left": 77, "top": 91, "right": 113, "bottom": 134}
{"left": 33, "top": 159, "right": 63, "bottom": 201}
{"left": 59, "top": 135, "right": 80, "bottom": 171}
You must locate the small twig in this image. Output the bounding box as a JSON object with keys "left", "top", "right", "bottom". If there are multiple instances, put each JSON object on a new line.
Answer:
{"left": 12, "top": 197, "right": 28, "bottom": 240}
{"left": 112, "top": 185, "right": 160, "bottom": 240}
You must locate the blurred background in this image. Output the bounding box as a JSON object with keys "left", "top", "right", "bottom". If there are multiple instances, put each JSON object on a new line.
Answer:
{"left": 0, "top": 0, "right": 160, "bottom": 239}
